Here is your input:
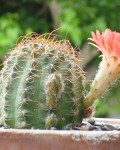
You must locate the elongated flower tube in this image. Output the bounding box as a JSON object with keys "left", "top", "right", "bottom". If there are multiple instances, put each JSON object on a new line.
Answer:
{"left": 84, "top": 29, "right": 120, "bottom": 109}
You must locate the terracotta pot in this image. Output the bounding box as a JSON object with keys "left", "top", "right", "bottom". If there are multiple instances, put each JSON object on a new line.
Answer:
{"left": 0, "top": 118, "right": 120, "bottom": 150}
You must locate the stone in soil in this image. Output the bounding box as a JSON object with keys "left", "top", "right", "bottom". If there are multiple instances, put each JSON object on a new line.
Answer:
{"left": 88, "top": 118, "right": 95, "bottom": 125}
{"left": 62, "top": 124, "right": 72, "bottom": 130}
{"left": 71, "top": 119, "right": 120, "bottom": 131}
{"left": 104, "top": 124, "right": 118, "bottom": 130}
{"left": 0, "top": 125, "right": 6, "bottom": 129}
{"left": 50, "top": 127, "right": 57, "bottom": 130}
{"left": 88, "top": 125, "right": 98, "bottom": 131}
{"left": 95, "top": 122, "right": 105, "bottom": 127}
{"left": 101, "top": 125, "right": 111, "bottom": 131}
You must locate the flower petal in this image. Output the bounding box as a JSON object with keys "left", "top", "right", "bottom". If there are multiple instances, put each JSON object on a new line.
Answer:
{"left": 89, "top": 29, "right": 120, "bottom": 59}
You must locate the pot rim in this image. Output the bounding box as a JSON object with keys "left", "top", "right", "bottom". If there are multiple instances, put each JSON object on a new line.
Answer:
{"left": 0, "top": 118, "right": 120, "bottom": 139}
{"left": 0, "top": 118, "right": 120, "bottom": 150}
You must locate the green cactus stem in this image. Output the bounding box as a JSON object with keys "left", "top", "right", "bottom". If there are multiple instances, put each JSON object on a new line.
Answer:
{"left": 0, "top": 33, "right": 85, "bottom": 129}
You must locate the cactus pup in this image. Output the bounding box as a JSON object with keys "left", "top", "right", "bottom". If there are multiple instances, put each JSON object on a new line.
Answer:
{"left": 0, "top": 33, "right": 85, "bottom": 129}
{"left": 84, "top": 29, "right": 120, "bottom": 109}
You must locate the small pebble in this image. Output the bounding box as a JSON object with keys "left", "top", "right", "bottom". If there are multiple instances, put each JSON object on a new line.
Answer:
{"left": 73, "top": 126, "right": 81, "bottom": 130}
{"left": 50, "top": 127, "right": 57, "bottom": 130}
{"left": 82, "top": 121, "right": 90, "bottom": 126}
{"left": 0, "top": 125, "right": 6, "bottom": 129}
{"left": 116, "top": 126, "right": 120, "bottom": 130}
{"left": 88, "top": 119, "right": 95, "bottom": 125}
{"left": 93, "top": 128, "right": 102, "bottom": 131}
{"left": 104, "top": 124, "right": 117, "bottom": 130}
{"left": 31, "top": 127, "right": 35, "bottom": 130}
{"left": 95, "top": 122, "right": 105, "bottom": 127}
{"left": 0, "top": 125, "right": 4, "bottom": 128}
{"left": 78, "top": 125, "right": 90, "bottom": 131}
{"left": 0, "top": 126, "right": 5, "bottom": 129}
{"left": 101, "top": 125, "right": 111, "bottom": 131}
{"left": 89, "top": 125, "right": 98, "bottom": 131}
{"left": 62, "top": 124, "right": 72, "bottom": 130}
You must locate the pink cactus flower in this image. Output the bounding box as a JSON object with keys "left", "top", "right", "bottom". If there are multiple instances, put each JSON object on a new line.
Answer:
{"left": 89, "top": 29, "right": 120, "bottom": 60}
{"left": 84, "top": 29, "right": 120, "bottom": 109}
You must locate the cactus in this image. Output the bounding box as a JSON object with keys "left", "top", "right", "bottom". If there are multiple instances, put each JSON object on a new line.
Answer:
{"left": 0, "top": 33, "right": 85, "bottom": 129}
{"left": 1, "top": 29, "right": 119, "bottom": 129}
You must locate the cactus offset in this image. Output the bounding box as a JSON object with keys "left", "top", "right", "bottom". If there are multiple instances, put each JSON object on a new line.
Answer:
{"left": 0, "top": 33, "right": 85, "bottom": 129}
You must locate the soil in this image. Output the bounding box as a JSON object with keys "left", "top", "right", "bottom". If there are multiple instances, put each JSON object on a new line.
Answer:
{"left": 61, "top": 118, "right": 120, "bottom": 131}
{"left": 1, "top": 118, "right": 120, "bottom": 131}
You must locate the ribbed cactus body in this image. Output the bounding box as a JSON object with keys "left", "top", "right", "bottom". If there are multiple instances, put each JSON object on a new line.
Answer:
{"left": 0, "top": 34, "right": 85, "bottom": 129}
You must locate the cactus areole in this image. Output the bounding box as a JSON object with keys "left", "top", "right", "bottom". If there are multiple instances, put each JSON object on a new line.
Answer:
{"left": 0, "top": 33, "right": 86, "bottom": 129}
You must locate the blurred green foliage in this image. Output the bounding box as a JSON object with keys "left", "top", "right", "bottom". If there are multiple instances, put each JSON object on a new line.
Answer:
{"left": 58, "top": 0, "right": 119, "bottom": 46}
{"left": 0, "top": 0, "right": 120, "bottom": 117}
{"left": 0, "top": 13, "right": 21, "bottom": 55}
{"left": 0, "top": 0, "right": 51, "bottom": 56}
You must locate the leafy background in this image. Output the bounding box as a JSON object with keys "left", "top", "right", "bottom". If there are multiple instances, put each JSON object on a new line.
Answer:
{"left": 0, "top": 0, "right": 120, "bottom": 118}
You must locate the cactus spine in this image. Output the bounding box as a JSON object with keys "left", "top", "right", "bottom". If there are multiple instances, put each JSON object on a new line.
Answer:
{"left": 0, "top": 34, "right": 85, "bottom": 129}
